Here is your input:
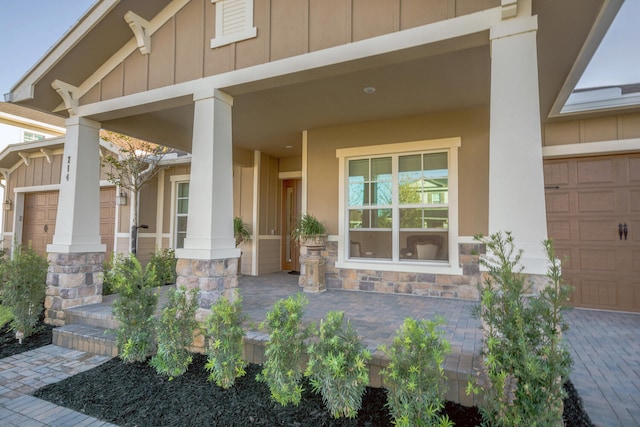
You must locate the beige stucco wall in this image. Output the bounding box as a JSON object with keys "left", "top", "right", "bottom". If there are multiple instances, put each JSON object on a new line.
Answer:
{"left": 544, "top": 112, "right": 640, "bottom": 146}
{"left": 84, "top": 0, "right": 499, "bottom": 105}
{"left": 306, "top": 106, "right": 489, "bottom": 236}
{"left": 279, "top": 156, "right": 301, "bottom": 173}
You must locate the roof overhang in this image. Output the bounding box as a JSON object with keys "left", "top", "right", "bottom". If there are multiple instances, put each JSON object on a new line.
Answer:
{"left": 6, "top": 0, "right": 622, "bottom": 157}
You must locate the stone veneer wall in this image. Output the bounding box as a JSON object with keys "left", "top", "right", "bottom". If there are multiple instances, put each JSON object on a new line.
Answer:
{"left": 176, "top": 257, "right": 239, "bottom": 352}
{"left": 45, "top": 252, "right": 105, "bottom": 326}
{"left": 321, "top": 242, "right": 485, "bottom": 300}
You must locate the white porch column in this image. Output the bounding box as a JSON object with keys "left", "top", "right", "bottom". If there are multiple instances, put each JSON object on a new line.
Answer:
{"left": 45, "top": 116, "right": 105, "bottom": 325}
{"left": 48, "top": 116, "right": 105, "bottom": 253}
{"left": 176, "top": 89, "right": 239, "bottom": 261}
{"left": 175, "top": 89, "right": 239, "bottom": 325}
{"left": 488, "top": 16, "right": 548, "bottom": 274}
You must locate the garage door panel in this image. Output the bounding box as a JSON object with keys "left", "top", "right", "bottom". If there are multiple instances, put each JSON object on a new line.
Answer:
{"left": 578, "top": 220, "right": 618, "bottom": 241}
{"left": 577, "top": 158, "right": 615, "bottom": 184}
{"left": 579, "top": 249, "right": 616, "bottom": 271}
{"left": 548, "top": 220, "right": 571, "bottom": 241}
{"left": 546, "top": 192, "right": 570, "bottom": 213}
{"left": 629, "top": 157, "right": 640, "bottom": 182}
{"left": 577, "top": 191, "right": 616, "bottom": 212}
{"left": 554, "top": 246, "right": 573, "bottom": 270}
{"left": 580, "top": 279, "right": 618, "bottom": 307}
{"left": 544, "top": 162, "right": 569, "bottom": 185}
{"left": 631, "top": 190, "right": 640, "bottom": 212}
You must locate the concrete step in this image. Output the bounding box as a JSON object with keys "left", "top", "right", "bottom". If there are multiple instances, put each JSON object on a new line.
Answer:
{"left": 53, "top": 323, "right": 118, "bottom": 358}
{"left": 64, "top": 303, "right": 119, "bottom": 330}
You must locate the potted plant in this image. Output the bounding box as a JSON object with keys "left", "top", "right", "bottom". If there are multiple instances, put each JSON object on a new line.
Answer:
{"left": 234, "top": 217, "right": 251, "bottom": 275}
{"left": 234, "top": 217, "right": 251, "bottom": 247}
{"left": 293, "top": 213, "right": 327, "bottom": 249}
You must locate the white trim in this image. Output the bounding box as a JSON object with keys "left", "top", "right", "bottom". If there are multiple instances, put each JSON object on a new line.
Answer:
{"left": 257, "top": 235, "right": 280, "bottom": 240}
{"left": 155, "top": 168, "right": 165, "bottom": 249}
{"left": 0, "top": 111, "right": 65, "bottom": 135}
{"left": 170, "top": 174, "right": 191, "bottom": 182}
{"left": 75, "top": 8, "right": 501, "bottom": 119}
{"left": 542, "top": 138, "right": 640, "bottom": 159}
{"left": 301, "top": 131, "right": 308, "bottom": 215}
{"left": 336, "top": 137, "right": 461, "bottom": 274}
{"left": 14, "top": 184, "right": 59, "bottom": 193}
{"left": 278, "top": 171, "right": 302, "bottom": 180}
{"left": 251, "top": 150, "right": 260, "bottom": 275}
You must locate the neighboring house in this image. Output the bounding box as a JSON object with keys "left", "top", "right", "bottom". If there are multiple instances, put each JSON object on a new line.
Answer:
{"left": 0, "top": 102, "right": 66, "bottom": 246}
{"left": 4, "top": 0, "right": 639, "bottom": 321}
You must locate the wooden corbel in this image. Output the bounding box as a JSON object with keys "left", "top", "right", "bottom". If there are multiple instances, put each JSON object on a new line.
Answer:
{"left": 0, "top": 168, "right": 10, "bottom": 181}
{"left": 40, "top": 148, "right": 53, "bottom": 164}
{"left": 18, "top": 152, "right": 30, "bottom": 167}
{"left": 124, "top": 11, "right": 151, "bottom": 55}
{"left": 501, "top": 0, "right": 518, "bottom": 19}
{"left": 51, "top": 80, "right": 80, "bottom": 115}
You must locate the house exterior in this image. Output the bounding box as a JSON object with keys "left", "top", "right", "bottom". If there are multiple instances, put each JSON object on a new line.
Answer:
{"left": 5, "top": 0, "right": 639, "bottom": 321}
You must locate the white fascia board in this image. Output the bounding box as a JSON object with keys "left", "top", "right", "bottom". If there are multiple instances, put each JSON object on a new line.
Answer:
{"left": 76, "top": 7, "right": 502, "bottom": 118}
{"left": 0, "top": 112, "right": 66, "bottom": 135}
{"left": 548, "top": 0, "right": 624, "bottom": 118}
{"left": 542, "top": 138, "right": 640, "bottom": 159}
{"left": 11, "top": 0, "right": 122, "bottom": 103}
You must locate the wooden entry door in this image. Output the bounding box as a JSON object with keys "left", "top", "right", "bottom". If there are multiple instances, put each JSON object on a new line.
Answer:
{"left": 544, "top": 154, "right": 640, "bottom": 312}
{"left": 282, "top": 179, "right": 302, "bottom": 272}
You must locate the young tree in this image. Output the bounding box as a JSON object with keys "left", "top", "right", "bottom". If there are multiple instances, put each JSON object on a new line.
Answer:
{"left": 101, "top": 130, "right": 168, "bottom": 254}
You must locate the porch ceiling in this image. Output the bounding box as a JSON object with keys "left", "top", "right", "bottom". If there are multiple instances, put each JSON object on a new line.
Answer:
{"left": 9, "top": 0, "right": 611, "bottom": 159}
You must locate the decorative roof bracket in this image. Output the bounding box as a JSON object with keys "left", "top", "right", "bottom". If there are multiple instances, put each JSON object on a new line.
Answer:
{"left": 18, "top": 152, "right": 30, "bottom": 167}
{"left": 40, "top": 148, "right": 53, "bottom": 164}
{"left": 501, "top": 0, "right": 518, "bottom": 19}
{"left": 51, "top": 80, "right": 80, "bottom": 115}
{"left": 125, "top": 11, "right": 151, "bottom": 55}
{"left": 0, "top": 168, "right": 10, "bottom": 181}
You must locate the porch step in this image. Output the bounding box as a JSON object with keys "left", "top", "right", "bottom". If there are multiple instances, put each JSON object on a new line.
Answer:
{"left": 53, "top": 323, "right": 118, "bottom": 358}
{"left": 53, "top": 297, "right": 120, "bottom": 357}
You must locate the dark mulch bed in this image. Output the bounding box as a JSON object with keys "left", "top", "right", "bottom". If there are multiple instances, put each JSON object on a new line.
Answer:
{"left": 30, "top": 352, "right": 594, "bottom": 427}
{"left": 0, "top": 320, "right": 53, "bottom": 359}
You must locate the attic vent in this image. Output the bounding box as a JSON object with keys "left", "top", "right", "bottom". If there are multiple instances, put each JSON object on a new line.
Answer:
{"left": 211, "top": 0, "right": 257, "bottom": 49}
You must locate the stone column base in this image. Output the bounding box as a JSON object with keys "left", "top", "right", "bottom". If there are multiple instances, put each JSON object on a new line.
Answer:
{"left": 45, "top": 252, "right": 105, "bottom": 326}
{"left": 176, "top": 257, "right": 239, "bottom": 320}
{"left": 303, "top": 255, "right": 326, "bottom": 293}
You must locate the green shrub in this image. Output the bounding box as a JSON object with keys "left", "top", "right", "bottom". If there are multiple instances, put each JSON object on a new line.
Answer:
{"left": 466, "top": 232, "right": 572, "bottom": 427}
{"left": 257, "top": 294, "right": 311, "bottom": 406}
{"left": 204, "top": 292, "right": 247, "bottom": 389}
{"left": 147, "top": 248, "right": 176, "bottom": 285}
{"left": 150, "top": 286, "right": 198, "bottom": 379}
{"left": 381, "top": 317, "right": 452, "bottom": 427}
{"left": 1, "top": 244, "right": 48, "bottom": 342}
{"left": 102, "top": 258, "right": 115, "bottom": 295}
{"left": 304, "top": 311, "right": 371, "bottom": 419}
{"left": 111, "top": 254, "right": 159, "bottom": 362}
{"left": 0, "top": 305, "right": 13, "bottom": 329}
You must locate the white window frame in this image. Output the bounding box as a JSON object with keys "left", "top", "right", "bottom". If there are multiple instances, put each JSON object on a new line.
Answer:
{"left": 170, "top": 175, "right": 190, "bottom": 249}
{"left": 210, "top": 0, "right": 257, "bottom": 49}
{"left": 336, "top": 138, "right": 462, "bottom": 275}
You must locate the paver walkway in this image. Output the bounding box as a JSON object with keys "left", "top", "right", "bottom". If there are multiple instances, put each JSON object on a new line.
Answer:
{"left": 0, "top": 345, "right": 115, "bottom": 427}
{"left": 564, "top": 309, "right": 640, "bottom": 427}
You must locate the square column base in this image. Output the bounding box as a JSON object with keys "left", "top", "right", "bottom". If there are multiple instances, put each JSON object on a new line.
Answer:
{"left": 45, "top": 252, "right": 105, "bottom": 326}
{"left": 303, "top": 255, "right": 326, "bottom": 293}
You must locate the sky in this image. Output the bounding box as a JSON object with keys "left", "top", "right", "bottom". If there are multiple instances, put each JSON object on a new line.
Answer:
{"left": 0, "top": 0, "right": 638, "bottom": 98}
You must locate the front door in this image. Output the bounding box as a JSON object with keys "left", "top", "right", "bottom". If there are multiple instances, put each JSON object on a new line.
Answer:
{"left": 282, "top": 179, "right": 302, "bottom": 272}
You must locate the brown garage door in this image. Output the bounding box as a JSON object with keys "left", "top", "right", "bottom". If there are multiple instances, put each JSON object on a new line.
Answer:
{"left": 544, "top": 154, "right": 640, "bottom": 312}
{"left": 23, "top": 191, "right": 58, "bottom": 256}
{"left": 22, "top": 188, "right": 116, "bottom": 258}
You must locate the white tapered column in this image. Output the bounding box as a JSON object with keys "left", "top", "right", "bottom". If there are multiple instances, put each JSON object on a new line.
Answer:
{"left": 176, "top": 89, "right": 239, "bottom": 261}
{"left": 489, "top": 16, "right": 548, "bottom": 274}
